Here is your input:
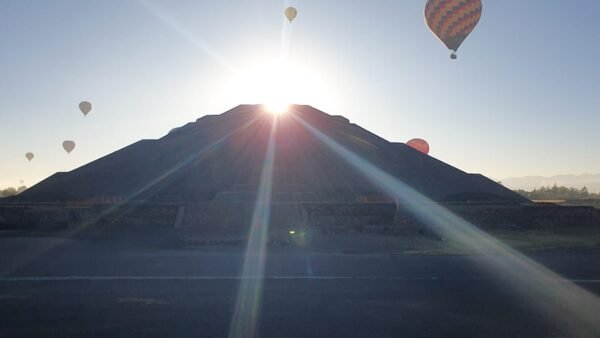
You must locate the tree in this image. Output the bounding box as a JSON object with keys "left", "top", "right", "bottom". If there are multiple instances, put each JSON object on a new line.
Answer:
{"left": 0, "top": 186, "right": 27, "bottom": 198}
{"left": 0, "top": 187, "right": 18, "bottom": 198}
{"left": 514, "top": 185, "right": 600, "bottom": 200}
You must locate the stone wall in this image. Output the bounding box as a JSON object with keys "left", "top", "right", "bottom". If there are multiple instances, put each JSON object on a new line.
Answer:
{"left": 304, "top": 203, "right": 396, "bottom": 234}
{"left": 94, "top": 204, "right": 179, "bottom": 227}
{"left": 1, "top": 201, "right": 598, "bottom": 235}
{"left": 562, "top": 199, "right": 600, "bottom": 209}
{"left": 0, "top": 203, "right": 178, "bottom": 231}
{"left": 0, "top": 204, "right": 93, "bottom": 230}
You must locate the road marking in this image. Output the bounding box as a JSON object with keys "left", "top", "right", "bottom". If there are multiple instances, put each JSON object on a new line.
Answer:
{"left": 0, "top": 276, "right": 599, "bottom": 283}
{"left": 0, "top": 294, "right": 29, "bottom": 300}
{"left": 117, "top": 297, "right": 167, "bottom": 305}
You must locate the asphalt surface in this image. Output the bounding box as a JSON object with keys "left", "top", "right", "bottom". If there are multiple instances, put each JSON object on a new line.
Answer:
{"left": 1, "top": 229, "right": 600, "bottom": 338}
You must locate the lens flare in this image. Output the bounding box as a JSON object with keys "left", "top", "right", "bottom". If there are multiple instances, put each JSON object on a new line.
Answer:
{"left": 229, "top": 118, "right": 277, "bottom": 338}
{"left": 291, "top": 111, "right": 600, "bottom": 337}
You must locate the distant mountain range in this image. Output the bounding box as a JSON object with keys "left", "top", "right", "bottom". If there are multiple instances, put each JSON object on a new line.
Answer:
{"left": 501, "top": 174, "right": 600, "bottom": 193}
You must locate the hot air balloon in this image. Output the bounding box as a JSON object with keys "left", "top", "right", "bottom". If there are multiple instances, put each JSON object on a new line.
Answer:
{"left": 62, "top": 141, "right": 76, "bottom": 154}
{"left": 25, "top": 152, "right": 34, "bottom": 162}
{"left": 407, "top": 138, "right": 430, "bottom": 155}
{"left": 424, "top": 0, "right": 482, "bottom": 59}
{"left": 285, "top": 7, "right": 297, "bottom": 23}
{"left": 79, "top": 101, "right": 92, "bottom": 116}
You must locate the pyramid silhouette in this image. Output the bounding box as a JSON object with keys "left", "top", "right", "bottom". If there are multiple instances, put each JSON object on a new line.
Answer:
{"left": 18, "top": 105, "right": 526, "bottom": 205}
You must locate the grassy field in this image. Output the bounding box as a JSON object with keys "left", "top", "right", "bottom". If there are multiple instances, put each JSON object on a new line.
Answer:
{"left": 399, "top": 227, "right": 600, "bottom": 255}
{"left": 169, "top": 223, "right": 600, "bottom": 256}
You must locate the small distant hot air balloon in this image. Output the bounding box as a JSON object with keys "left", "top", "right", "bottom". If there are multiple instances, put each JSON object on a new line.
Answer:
{"left": 62, "top": 140, "right": 76, "bottom": 154}
{"left": 424, "top": 0, "right": 482, "bottom": 59}
{"left": 25, "top": 152, "right": 34, "bottom": 162}
{"left": 79, "top": 101, "right": 92, "bottom": 116}
{"left": 285, "top": 7, "right": 297, "bottom": 23}
{"left": 407, "top": 138, "right": 430, "bottom": 155}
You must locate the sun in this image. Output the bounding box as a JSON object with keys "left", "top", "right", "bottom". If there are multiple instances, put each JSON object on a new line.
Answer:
{"left": 239, "top": 61, "right": 293, "bottom": 115}
{"left": 263, "top": 101, "right": 289, "bottom": 115}
{"left": 228, "top": 57, "right": 332, "bottom": 115}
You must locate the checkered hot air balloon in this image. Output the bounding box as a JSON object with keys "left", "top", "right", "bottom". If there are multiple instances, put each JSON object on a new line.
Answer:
{"left": 424, "top": 0, "right": 482, "bottom": 59}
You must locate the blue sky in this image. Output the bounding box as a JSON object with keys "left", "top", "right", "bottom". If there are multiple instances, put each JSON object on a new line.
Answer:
{"left": 1, "top": 0, "right": 599, "bottom": 188}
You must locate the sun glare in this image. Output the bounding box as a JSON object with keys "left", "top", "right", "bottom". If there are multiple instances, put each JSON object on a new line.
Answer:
{"left": 229, "top": 58, "right": 332, "bottom": 115}
{"left": 264, "top": 101, "right": 289, "bottom": 115}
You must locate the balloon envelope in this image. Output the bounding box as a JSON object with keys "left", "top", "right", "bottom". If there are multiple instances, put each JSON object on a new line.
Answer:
{"left": 25, "top": 152, "right": 34, "bottom": 162}
{"left": 407, "top": 138, "right": 430, "bottom": 155}
{"left": 424, "top": 0, "right": 482, "bottom": 57}
{"left": 285, "top": 7, "right": 297, "bottom": 22}
{"left": 62, "top": 141, "right": 76, "bottom": 154}
{"left": 79, "top": 101, "right": 92, "bottom": 116}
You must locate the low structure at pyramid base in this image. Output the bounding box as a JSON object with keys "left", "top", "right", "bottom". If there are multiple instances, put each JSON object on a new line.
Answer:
{"left": 2, "top": 199, "right": 599, "bottom": 238}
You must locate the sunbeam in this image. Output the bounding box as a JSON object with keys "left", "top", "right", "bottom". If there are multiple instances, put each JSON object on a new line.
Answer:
{"left": 279, "top": 6, "right": 294, "bottom": 62}
{"left": 291, "top": 111, "right": 600, "bottom": 337}
{"left": 0, "top": 116, "right": 259, "bottom": 277}
{"left": 138, "top": 0, "right": 237, "bottom": 74}
{"left": 229, "top": 116, "right": 278, "bottom": 338}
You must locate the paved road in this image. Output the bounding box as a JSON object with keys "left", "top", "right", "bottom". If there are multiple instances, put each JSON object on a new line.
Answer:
{"left": 1, "top": 231, "right": 600, "bottom": 337}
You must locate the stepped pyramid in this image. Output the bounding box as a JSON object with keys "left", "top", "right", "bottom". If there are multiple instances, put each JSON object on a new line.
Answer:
{"left": 18, "top": 104, "right": 525, "bottom": 205}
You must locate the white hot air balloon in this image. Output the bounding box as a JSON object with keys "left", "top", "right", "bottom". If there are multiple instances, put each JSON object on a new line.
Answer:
{"left": 285, "top": 7, "right": 297, "bottom": 23}
{"left": 79, "top": 101, "right": 92, "bottom": 116}
{"left": 62, "top": 140, "right": 76, "bottom": 154}
{"left": 25, "top": 152, "right": 34, "bottom": 162}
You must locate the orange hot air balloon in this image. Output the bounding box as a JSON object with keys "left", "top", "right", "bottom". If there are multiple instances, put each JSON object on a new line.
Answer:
{"left": 424, "top": 0, "right": 482, "bottom": 59}
{"left": 407, "top": 138, "right": 430, "bottom": 155}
